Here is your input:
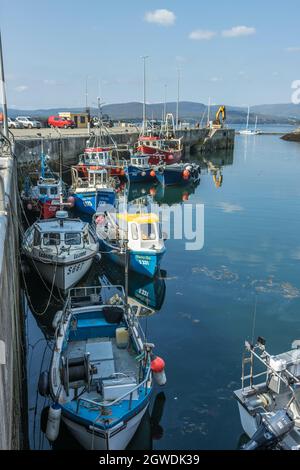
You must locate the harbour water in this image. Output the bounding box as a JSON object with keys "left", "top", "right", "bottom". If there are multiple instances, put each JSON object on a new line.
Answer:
{"left": 25, "top": 127, "right": 300, "bottom": 449}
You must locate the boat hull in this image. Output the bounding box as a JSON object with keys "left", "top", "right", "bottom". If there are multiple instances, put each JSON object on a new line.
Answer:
{"left": 100, "top": 240, "right": 165, "bottom": 278}
{"left": 127, "top": 166, "right": 157, "bottom": 184}
{"left": 62, "top": 404, "right": 149, "bottom": 450}
{"left": 142, "top": 149, "right": 182, "bottom": 165}
{"left": 73, "top": 190, "right": 115, "bottom": 216}
{"left": 28, "top": 255, "right": 94, "bottom": 291}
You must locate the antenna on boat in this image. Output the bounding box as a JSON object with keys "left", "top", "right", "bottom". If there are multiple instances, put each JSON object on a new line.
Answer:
{"left": 251, "top": 295, "right": 258, "bottom": 345}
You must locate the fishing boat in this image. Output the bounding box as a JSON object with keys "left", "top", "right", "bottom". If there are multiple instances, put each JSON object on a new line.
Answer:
{"left": 21, "top": 146, "right": 63, "bottom": 219}
{"left": 234, "top": 336, "right": 300, "bottom": 450}
{"left": 22, "top": 210, "right": 98, "bottom": 291}
{"left": 94, "top": 209, "right": 166, "bottom": 278}
{"left": 45, "top": 284, "right": 166, "bottom": 450}
{"left": 127, "top": 154, "right": 164, "bottom": 185}
{"left": 70, "top": 167, "right": 117, "bottom": 216}
{"left": 137, "top": 112, "right": 183, "bottom": 165}
{"left": 160, "top": 162, "right": 200, "bottom": 186}
{"left": 75, "top": 146, "right": 128, "bottom": 180}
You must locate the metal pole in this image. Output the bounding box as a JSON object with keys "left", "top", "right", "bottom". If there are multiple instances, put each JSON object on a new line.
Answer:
{"left": 176, "top": 68, "right": 180, "bottom": 130}
{"left": 0, "top": 29, "right": 8, "bottom": 139}
{"left": 163, "top": 83, "right": 167, "bottom": 122}
{"left": 141, "top": 56, "right": 148, "bottom": 134}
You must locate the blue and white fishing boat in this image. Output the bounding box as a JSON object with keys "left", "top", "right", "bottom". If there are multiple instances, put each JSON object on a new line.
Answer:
{"left": 70, "top": 167, "right": 116, "bottom": 216}
{"left": 21, "top": 144, "right": 63, "bottom": 219}
{"left": 47, "top": 285, "right": 166, "bottom": 450}
{"left": 160, "top": 162, "right": 201, "bottom": 186}
{"left": 127, "top": 154, "right": 164, "bottom": 185}
{"left": 94, "top": 210, "right": 166, "bottom": 278}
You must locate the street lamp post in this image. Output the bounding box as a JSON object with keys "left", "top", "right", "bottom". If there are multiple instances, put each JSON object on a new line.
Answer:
{"left": 141, "top": 56, "right": 149, "bottom": 134}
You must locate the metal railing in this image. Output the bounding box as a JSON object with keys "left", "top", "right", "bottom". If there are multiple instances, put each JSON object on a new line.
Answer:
{"left": 75, "top": 362, "right": 151, "bottom": 415}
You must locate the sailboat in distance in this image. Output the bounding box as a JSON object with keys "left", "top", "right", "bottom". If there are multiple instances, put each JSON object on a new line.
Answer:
{"left": 239, "top": 106, "right": 261, "bottom": 135}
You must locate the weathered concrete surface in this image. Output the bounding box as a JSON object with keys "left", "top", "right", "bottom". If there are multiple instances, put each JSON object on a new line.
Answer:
{"left": 0, "top": 150, "right": 25, "bottom": 449}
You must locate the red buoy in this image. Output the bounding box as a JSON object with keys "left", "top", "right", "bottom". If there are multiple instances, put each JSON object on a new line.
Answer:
{"left": 151, "top": 355, "right": 167, "bottom": 385}
{"left": 182, "top": 169, "right": 190, "bottom": 180}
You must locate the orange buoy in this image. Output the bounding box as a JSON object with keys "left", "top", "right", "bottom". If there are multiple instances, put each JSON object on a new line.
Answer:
{"left": 151, "top": 355, "right": 167, "bottom": 385}
{"left": 182, "top": 192, "right": 189, "bottom": 201}
{"left": 150, "top": 187, "right": 156, "bottom": 196}
{"left": 120, "top": 169, "right": 125, "bottom": 176}
{"left": 182, "top": 169, "right": 190, "bottom": 180}
{"left": 150, "top": 170, "right": 156, "bottom": 177}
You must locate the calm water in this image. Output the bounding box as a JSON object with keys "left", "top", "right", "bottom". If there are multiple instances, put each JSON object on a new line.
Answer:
{"left": 25, "top": 127, "right": 300, "bottom": 449}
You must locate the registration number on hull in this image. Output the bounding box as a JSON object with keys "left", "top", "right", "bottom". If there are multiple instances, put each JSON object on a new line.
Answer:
{"left": 67, "top": 262, "right": 84, "bottom": 275}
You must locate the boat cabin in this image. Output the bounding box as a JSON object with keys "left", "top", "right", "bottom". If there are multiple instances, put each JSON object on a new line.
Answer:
{"left": 72, "top": 167, "right": 112, "bottom": 191}
{"left": 117, "top": 213, "right": 164, "bottom": 251}
{"left": 26, "top": 216, "right": 93, "bottom": 250}
{"left": 80, "top": 147, "right": 112, "bottom": 166}
{"left": 32, "top": 177, "right": 61, "bottom": 200}
{"left": 130, "top": 155, "right": 150, "bottom": 167}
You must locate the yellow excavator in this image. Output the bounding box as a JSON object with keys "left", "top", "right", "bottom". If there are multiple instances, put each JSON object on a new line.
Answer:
{"left": 212, "top": 105, "right": 226, "bottom": 128}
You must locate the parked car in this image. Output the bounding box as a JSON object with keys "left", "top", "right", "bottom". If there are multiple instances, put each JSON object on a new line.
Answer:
{"left": 16, "top": 116, "right": 41, "bottom": 129}
{"left": 48, "top": 115, "right": 75, "bottom": 129}
{"left": 7, "top": 117, "right": 22, "bottom": 128}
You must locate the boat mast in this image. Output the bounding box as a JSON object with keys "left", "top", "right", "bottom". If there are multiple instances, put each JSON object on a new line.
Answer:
{"left": 246, "top": 105, "right": 250, "bottom": 130}
{"left": 141, "top": 56, "right": 149, "bottom": 135}
{"left": 176, "top": 67, "right": 180, "bottom": 130}
{"left": 41, "top": 138, "right": 45, "bottom": 178}
{"left": 254, "top": 115, "right": 258, "bottom": 132}
{"left": 0, "top": 29, "right": 8, "bottom": 139}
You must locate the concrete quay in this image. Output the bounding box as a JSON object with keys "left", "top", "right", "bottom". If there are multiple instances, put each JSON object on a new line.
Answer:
{"left": 13, "top": 126, "right": 235, "bottom": 168}
{"left": 0, "top": 141, "right": 26, "bottom": 449}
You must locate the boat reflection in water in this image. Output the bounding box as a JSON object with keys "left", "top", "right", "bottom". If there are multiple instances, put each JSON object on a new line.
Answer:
{"left": 100, "top": 259, "right": 166, "bottom": 317}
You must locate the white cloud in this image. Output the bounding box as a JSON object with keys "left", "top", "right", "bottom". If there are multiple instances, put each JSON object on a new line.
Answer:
{"left": 15, "top": 85, "right": 28, "bottom": 92}
{"left": 210, "top": 76, "right": 223, "bottom": 82}
{"left": 189, "top": 29, "right": 216, "bottom": 40}
{"left": 144, "top": 9, "right": 176, "bottom": 26}
{"left": 286, "top": 47, "right": 300, "bottom": 52}
{"left": 222, "top": 26, "right": 256, "bottom": 38}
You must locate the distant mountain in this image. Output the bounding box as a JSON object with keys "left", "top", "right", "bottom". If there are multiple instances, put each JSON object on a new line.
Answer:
{"left": 5, "top": 101, "right": 300, "bottom": 125}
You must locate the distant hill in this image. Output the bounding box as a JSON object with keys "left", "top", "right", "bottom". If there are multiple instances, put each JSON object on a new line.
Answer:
{"left": 5, "top": 101, "right": 300, "bottom": 125}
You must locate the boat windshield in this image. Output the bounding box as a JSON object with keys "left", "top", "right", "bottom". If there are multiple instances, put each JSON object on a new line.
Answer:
{"left": 65, "top": 232, "right": 82, "bottom": 245}
{"left": 140, "top": 223, "right": 156, "bottom": 240}
{"left": 49, "top": 186, "right": 58, "bottom": 195}
{"left": 43, "top": 232, "right": 61, "bottom": 246}
{"left": 39, "top": 186, "right": 48, "bottom": 195}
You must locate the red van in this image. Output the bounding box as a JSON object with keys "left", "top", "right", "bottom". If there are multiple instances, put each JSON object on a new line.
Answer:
{"left": 48, "top": 115, "right": 75, "bottom": 128}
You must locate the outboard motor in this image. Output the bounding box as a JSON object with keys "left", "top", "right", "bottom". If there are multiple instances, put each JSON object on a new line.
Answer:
{"left": 242, "top": 409, "right": 294, "bottom": 450}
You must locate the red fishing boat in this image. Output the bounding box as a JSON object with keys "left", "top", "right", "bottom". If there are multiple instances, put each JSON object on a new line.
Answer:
{"left": 137, "top": 113, "right": 183, "bottom": 165}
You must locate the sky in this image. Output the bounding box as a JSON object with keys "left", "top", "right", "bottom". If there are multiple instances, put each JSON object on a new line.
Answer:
{"left": 1, "top": 0, "right": 300, "bottom": 109}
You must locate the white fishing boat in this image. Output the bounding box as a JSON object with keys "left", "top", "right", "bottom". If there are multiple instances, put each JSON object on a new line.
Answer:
{"left": 43, "top": 285, "right": 166, "bottom": 450}
{"left": 22, "top": 211, "right": 98, "bottom": 291}
{"left": 234, "top": 336, "right": 300, "bottom": 450}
